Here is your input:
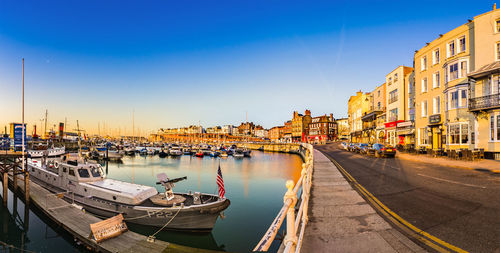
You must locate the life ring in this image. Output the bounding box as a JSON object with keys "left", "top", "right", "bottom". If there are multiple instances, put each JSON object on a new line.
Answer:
{"left": 54, "top": 161, "right": 59, "bottom": 169}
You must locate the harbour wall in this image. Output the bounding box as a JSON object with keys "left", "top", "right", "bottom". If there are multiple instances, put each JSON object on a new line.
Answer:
{"left": 237, "top": 142, "right": 309, "bottom": 161}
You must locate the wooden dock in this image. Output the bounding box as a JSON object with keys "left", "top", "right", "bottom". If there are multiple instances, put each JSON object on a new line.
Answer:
{"left": 7, "top": 174, "right": 221, "bottom": 253}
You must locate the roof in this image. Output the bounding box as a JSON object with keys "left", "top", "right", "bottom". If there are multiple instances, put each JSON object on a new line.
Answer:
{"left": 468, "top": 61, "right": 500, "bottom": 79}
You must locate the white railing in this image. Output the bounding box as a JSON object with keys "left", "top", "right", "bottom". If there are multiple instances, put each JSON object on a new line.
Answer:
{"left": 253, "top": 143, "right": 314, "bottom": 252}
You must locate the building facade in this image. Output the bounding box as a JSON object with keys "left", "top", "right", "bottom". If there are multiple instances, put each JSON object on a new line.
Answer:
{"left": 307, "top": 114, "right": 337, "bottom": 144}
{"left": 468, "top": 7, "right": 500, "bottom": 158}
{"left": 335, "top": 118, "right": 349, "bottom": 140}
{"left": 361, "top": 83, "right": 386, "bottom": 144}
{"left": 291, "top": 110, "right": 312, "bottom": 142}
{"left": 348, "top": 91, "right": 370, "bottom": 142}
{"left": 414, "top": 21, "right": 474, "bottom": 151}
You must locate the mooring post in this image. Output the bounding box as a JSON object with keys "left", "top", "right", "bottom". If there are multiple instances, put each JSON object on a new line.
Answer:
{"left": 3, "top": 172, "right": 8, "bottom": 206}
{"left": 13, "top": 166, "right": 17, "bottom": 193}
{"left": 24, "top": 172, "right": 29, "bottom": 205}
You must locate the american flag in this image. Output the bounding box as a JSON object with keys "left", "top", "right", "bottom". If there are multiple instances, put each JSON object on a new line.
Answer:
{"left": 216, "top": 165, "right": 225, "bottom": 199}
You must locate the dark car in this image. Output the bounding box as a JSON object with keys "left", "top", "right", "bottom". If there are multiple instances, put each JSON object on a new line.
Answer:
{"left": 372, "top": 143, "right": 396, "bottom": 158}
{"left": 348, "top": 143, "right": 357, "bottom": 152}
{"left": 360, "top": 144, "right": 372, "bottom": 154}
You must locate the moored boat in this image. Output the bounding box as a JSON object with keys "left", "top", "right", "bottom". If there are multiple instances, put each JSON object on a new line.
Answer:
{"left": 27, "top": 158, "right": 230, "bottom": 231}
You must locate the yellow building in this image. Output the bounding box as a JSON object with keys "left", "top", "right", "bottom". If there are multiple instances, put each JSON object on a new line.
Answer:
{"left": 414, "top": 20, "right": 474, "bottom": 151}
{"left": 468, "top": 6, "right": 500, "bottom": 158}
{"left": 348, "top": 91, "right": 370, "bottom": 142}
{"left": 361, "top": 83, "right": 386, "bottom": 144}
{"left": 385, "top": 66, "right": 414, "bottom": 146}
{"left": 291, "top": 110, "right": 312, "bottom": 142}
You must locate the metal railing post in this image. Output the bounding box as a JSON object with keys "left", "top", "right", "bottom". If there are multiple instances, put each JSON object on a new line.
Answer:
{"left": 284, "top": 180, "right": 298, "bottom": 251}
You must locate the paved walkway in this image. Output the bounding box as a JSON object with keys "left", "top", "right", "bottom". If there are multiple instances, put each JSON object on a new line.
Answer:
{"left": 397, "top": 152, "right": 500, "bottom": 173}
{"left": 301, "top": 150, "right": 426, "bottom": 253}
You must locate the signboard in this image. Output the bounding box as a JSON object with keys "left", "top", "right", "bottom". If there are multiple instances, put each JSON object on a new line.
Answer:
{"left": 428, "top": 114, "right": 441, "bottom": 125}
{"left": 10, "top": 123, "right": 26, "bottom": 151}
{"left": 385, "top": 120, "right": 404, "bottom": 129}
{"left": 90, "top": 214, "right": 128, "bottom": 242}
{"left": 397, "top": 121, "right": 413, "bottom": 128}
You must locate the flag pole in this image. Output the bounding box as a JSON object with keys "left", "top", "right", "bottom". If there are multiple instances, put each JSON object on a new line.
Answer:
{"left": 22, "top": 58, "right": 25, "bottom": 171}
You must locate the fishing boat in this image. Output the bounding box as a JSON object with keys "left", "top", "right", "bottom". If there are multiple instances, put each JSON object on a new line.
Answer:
{"left": 220, "top": 151, "right": 228, "bottom": 158}
{"left": 158, "top": 149, "right": 168, "bottom": 158}
{"left": 233, "top": 149, "right": 244, "bottom": 158}
{"left": 28, "top": 147, "right": 66, "bottom": 158}
{"left": 169, "top": 146, "right": 183, "bottom": 156}
{"left": 195, "top": 150, "right": 204, "bottom": 157}
{"left": 243, "top": 148, "right": 251, "bottom": 157}
{"left": 27, "top": 158, "right": 230, "bottom": 231}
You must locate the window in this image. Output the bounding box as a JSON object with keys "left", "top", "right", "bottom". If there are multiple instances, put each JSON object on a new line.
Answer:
{"left": 433, "top": 71, "right": 440, "bottom": 88}
{"left": 421, "top": 100, "right": 427, "bottom": 117}
{"left": 78, "top": 168, "right": 91, "bottom": 178}
{"left": 378, "top": 90, "right": 380, "bottom": 97}
{"left": 433, "top": 96, "right": 441, "bottom": 114}
{"left": 451, "top": 91, "right": 459, "bottom": 109}
{"left": 460, "top": 90, "right": 467, "bottom": 107}
{"left": 394, "top": 73, "right": 398, "bottom": 82}
{"left": 377, "top": 101, "right": 381, "bottom": 110}
{"left": 433, "top": 49, "right": 440, "bottom": 64}
{"left": 421, "top": 77, "right": 427, "bottom": 92}
{"left": 449, "top": 63, "right": 459, "bottom": 81}
{"left": 389, "top": 89, "right": 398, "bottom": 104}
{"left": 497, "top": 19, "right": 500, "bottom": 32}
{"left": 460, "top": 61, "right": 468, "bottom": 78}
{"left": 389, "top": 108, "right": 398, "bottom": 122}
{"left": 448, "top": 41, "right": 455, "bottom": 57}
{"left": 497, "top": 42, "right": 500, "bottom": 60}
{"left": 388, "top": 77, "right": 392, "bottom": 85}
{"left": 491, "top": 116, "right": 495, "bottom": 141}
{"left": 459, "top": 36, "right": 466, "bottom": 53}
{"left": 498, "top": 115, "right": 500, "bottom": 140}
{"left": 421, "top": 56, "right": 427, "bottom": 70}
{"left": 419, "top": 128, "right": 428, "bottom": 145}
{"left": 448, "top": 123, "right": 469, "bottom": 144}
{"left": 69, "top": 169, "right": 75, "bottom": 177}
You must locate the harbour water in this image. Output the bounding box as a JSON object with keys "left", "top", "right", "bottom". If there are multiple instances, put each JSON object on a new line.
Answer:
{"left": 0, "top": 150, "right": 303, "bottom": 252}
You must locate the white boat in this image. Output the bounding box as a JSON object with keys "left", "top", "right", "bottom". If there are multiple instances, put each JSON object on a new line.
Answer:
{"left": 28, "top": 147, "right": 65, "bottom": 158}
{"left": 169, "top": 146, "right": 183, "bottom": 156}
{"left": 27, "top": 158, "right": 230, "bottom": 231}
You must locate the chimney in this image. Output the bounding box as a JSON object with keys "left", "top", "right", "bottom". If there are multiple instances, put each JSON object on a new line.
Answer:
{"left": 305, "top": 110, "right": 311, "bottom": 116}
{"left": 330, "top": 113, "right": 334, "bottom": 121}
{"left": 494, "top": 3, "right": 497, "bottom": 10}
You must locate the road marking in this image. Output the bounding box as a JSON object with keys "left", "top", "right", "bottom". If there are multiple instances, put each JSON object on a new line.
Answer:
{"left": 417, "top": 174, "right": 486, "bottom": 189}
{"left": 322, "top": 151, "right": 469, "bottom": 253}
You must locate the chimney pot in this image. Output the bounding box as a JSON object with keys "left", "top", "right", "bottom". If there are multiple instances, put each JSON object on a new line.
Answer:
{"left": 494, "top": 3, "right": 497, "bottom": 10}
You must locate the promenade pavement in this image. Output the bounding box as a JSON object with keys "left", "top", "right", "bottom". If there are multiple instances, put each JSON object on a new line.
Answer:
{"left": 301, "top": 149, "right": 426, "bottom": 253}
{"left": 397, "top": 152, "right": 500, "bottom": 173}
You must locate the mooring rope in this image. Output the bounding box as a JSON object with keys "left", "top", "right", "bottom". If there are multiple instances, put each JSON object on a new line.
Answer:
{"left": 148, "top": 207, "right": 182, "bottom": 238}
{"left": 0, "top": 240, "right": 38, "bottom": 253}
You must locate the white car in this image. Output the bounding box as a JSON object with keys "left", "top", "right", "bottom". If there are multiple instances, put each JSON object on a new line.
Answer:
{"left": 340, "top": 142, "right": 348, "bottom": 150}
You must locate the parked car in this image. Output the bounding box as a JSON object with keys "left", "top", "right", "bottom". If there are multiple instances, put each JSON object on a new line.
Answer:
{"left": 340, "top": 142, "right": 348, "bottom": 150}
{"left": 365, "top": 145, "right": 377, "bottom": 156}
{"left": 372, "top": 143, "right": 396, "bottom": 158}
{"left": 354, "top": 143, "right": 369, "bottom": 153}
{"left": 360, "top": 144, "right": 372, "bottom": 155}
{"left": 348, "top": 143, "right": 357, "bottom": 152}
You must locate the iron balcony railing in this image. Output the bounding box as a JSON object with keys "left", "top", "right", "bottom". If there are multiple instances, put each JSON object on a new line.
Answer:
{"left": 469, "top": 94, "right": 500, "bottom": 111}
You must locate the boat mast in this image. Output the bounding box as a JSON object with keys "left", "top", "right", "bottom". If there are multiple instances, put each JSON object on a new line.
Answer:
{"left": 22, "top": 58, "right": 25, "bottom": 172}
{"left": 76, "top": 120, "right": 83, "bottom": 158}
{"left": 44, "top": 109, "right": 48, "bottom": 140}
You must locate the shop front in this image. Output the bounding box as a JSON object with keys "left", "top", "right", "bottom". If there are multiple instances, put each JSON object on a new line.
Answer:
{"left": 384, "top": 120, "right": 404, "bottom": 146}
{"left": 428, "top": 114, "right": 444, "bottom": 150}
{"left": 396, "top": 121, "right": 415, "bottom": 147}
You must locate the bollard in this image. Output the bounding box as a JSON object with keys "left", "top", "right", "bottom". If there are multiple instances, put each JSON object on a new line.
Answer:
{"left": 284, "top": 180, "right": 298, "bottom": 252}
{"left": 24, "top": 172, "right": 29, "bottom": 205}
{"left": 3, "top": 172, "right": 8, "bottom": 206}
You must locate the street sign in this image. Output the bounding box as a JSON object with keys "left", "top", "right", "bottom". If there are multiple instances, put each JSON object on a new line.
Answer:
{"left": 90, "top": 214, "right": 128, "bottom": 243}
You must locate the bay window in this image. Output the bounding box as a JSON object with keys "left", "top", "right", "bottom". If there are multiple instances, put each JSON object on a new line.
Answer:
{"left": 448, "top": 122, "right": 469, "bottom": 145}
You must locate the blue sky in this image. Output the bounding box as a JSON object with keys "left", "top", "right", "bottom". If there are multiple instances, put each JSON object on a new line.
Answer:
{"left": 0, "top": 0, "right": 495, "bottom": 135}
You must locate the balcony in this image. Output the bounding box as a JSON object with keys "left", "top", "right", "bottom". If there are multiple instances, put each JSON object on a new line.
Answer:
{"left": 361, "top": 106, "right": 385, "bottom": 121}
{"left": 469, "top": 94, "right": 500, "bottom": 111}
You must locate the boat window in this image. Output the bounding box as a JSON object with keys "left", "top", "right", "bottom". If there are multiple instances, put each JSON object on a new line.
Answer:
{"left": 78, "top": 168, "right": 91, "bottom": 178}
{"left": 90, "top": 166, "right": 101, "bottom": 177}
{"left": 63, "top": 166, "right": 67, "bottom": 173}
{"left": 69, "top": 169, "right": 75, "bottom": 177}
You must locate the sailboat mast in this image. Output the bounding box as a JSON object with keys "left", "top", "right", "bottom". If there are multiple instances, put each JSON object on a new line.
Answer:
{"left": 22, "top": 58, "right": 25, "bottom": 171}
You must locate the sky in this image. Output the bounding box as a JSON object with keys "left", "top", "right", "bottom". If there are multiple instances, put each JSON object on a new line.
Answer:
{"left": 0, "top": 0, "right": 496, "bottom": 136}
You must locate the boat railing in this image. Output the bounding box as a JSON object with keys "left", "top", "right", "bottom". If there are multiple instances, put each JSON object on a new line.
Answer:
{"left": 46, "top": 191, "right": 75, "bottom": 211}
{"left": 253, "top": 143, "right": 313, "bottom": 252}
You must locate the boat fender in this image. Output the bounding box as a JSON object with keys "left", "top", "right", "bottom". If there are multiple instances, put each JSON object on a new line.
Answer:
{"left": 54, "top": 161, "right": 59, "bottom": 169}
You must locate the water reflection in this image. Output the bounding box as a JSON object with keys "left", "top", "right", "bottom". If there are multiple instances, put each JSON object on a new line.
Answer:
{"left": 105, "top": 150, "right": 302, "bottom": 252}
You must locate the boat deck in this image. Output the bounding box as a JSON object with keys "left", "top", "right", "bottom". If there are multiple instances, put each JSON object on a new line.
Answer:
{"left": 7, "top": 174, "right": 221, "bottom": 253}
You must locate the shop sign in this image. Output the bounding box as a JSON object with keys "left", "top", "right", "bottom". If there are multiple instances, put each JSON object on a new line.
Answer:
{"left": 397, "top": 121, "right": 413, "bottom": 128}
{"left": 428, "top": 114, "right": 441, "bottom": 125}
